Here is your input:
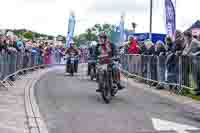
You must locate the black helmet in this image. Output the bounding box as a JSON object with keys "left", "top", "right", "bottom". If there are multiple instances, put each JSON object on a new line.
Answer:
{"left": 98, "top": 31, "right": 107, "bottom": 39}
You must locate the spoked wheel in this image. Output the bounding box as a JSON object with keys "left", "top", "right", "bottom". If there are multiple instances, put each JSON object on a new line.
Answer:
{"left": 101, "top": 86, "right": 112, "bottom": 104}
{"left": 101, "top": 72, "right": 112, "bottom": 104}
{"left": 70, "top": 64, "right": 74, "bottom": 76}
{"left": 90, "top": 68, "right": 95, "bottom": 80}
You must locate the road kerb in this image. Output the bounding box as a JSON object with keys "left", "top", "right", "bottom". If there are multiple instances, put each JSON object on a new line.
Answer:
{"left": 25, "top": 68, "right": 55, "bottom": 133}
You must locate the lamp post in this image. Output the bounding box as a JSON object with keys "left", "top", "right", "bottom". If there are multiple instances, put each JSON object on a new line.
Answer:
{"left": 149, "top": 0, "right": 153, "bottom": 40}
{"left": 131, "top": 22, "right": 137, "bottom": 33}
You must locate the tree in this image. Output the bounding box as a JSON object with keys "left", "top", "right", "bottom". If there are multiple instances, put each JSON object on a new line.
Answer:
{"left": 91, "top": 24, "right": 115, "bottom": 35}
{"left": 48, "top": 35, "right": 54, "bottom": 40}
{"left": 23, "top": 32, "right": 33, "bottom": 40}
{"left": 73, "top": 23, "right": 116, "bottom": 47}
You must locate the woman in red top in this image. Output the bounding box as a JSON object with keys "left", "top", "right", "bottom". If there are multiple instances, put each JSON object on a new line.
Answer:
{"left": 128, "top": 36, "right": 139, "bottom": 54}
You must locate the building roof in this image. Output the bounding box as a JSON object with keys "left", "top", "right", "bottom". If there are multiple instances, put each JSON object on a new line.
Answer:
{"left": 188, "top": 20, "right": 200, "bottom": 30}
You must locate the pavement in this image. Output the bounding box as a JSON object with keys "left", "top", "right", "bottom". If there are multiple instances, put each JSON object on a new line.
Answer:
{"left": 34, "top": 65, "right": 200, "bottom": 133}
{"left": 0, "top": 67, "right": 52, "bottom": 133}
{"left": 0, "top": 72, "right": 35, "bottom": 133}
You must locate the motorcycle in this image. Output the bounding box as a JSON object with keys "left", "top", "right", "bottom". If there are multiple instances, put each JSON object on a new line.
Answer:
{"left": 96, "top": 55, "right": 120, "bottom": 104}
{"left": 66, "top": 53, "right": 79, "bottom": 76}
{"left": 88, "top": 59, "right": 97, "bottom": 80}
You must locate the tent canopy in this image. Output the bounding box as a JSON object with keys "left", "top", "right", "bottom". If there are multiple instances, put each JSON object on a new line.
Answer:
{"left": 188, "top": 20, "right": 200, "bottom": 30}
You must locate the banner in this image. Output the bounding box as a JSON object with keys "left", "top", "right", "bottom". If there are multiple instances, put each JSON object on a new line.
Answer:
{"left": 110, "top": 31, "right": 121, "bottom": 45}
{"left": 165, "top": 0, "right": 176, "bottom": 38}
{"left": 66, "top": 12, "right": 76, "bottom": 48}
{"left": 125, "top": 32, "right": 166, "bottom": 44}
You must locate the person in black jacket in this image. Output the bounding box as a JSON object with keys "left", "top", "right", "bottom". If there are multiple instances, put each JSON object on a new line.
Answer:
{"left": 0, "top": 35, "right": 8, "bottom": 52}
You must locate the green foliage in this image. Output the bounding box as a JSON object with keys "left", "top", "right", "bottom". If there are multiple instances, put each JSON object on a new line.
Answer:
{"left": 56, "top": 35, "right": 66, "bottom": 43}
{"left": 6, "top": 29, "right": 55, "bottom": 40}
{"left": 74, "top": 23, "right": 116, "bottom": 47}
{"left": 48, "top": 35, "right": 54, "bottom": 40}
{"left": 23, "top": 32, "right": 33, "bottom": 40}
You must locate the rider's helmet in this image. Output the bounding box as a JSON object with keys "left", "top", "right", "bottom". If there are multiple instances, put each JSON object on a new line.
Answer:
{"left": 98, "top": 32, "right": 108, "bottom": 44}
{"left": 90, "top": 41, "right": 97, "bottom": 47}
{"left": 98, "top": 31, "right": 107, "bottom": 39}
{"left": 69, "top": 40, "right": 75, "bottom": 47}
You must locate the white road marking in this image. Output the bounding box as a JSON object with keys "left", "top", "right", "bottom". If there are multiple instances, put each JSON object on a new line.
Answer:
{"left": 152, "top": 118, "right": 199, "bottom": 133}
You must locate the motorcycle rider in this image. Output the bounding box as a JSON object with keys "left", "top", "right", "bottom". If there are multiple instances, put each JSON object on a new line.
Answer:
{"left": 65, "top": 40, "right": 80, "bottom": 73}
{"left": 95, "top": 32, "right": 125, "bottom": 92}
{"left": 87, "top": 41, "right": 97, "bottom": 76}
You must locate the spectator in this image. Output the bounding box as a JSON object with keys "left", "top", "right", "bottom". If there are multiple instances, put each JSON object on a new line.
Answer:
{"left": 174, "top": 30, "right": 185, "bottom": 55}
{"left": 183, "top": 31, "right": 200, "bottom": 56}
{"left": 165, "top": 34, "right": 182, "bottom": 90}
{"left": 54, "top": 44, "right": 61, "bottom": 64}
{"left": 165, "top": 36, "right": 174, "bottom": 53}
{"left": 183, "top": 31, "right": 193, "bottom": 55}
{"left": 183, "top": 32, "right": 200, "bottom": 95}
{"left": 155, "top": 40, "right": 166, "bottom": 56}
{"left": 127, "top": 36, "right": 139, "bottom": 54}
{"left": 155, "top": 40, "right": 166, "bottom": 89}
{"left": 16, "top": 39, "right": 25, "bottom": 52}
{"left": 142, "top": 40, "right": 156, "bottom": 81}
{"left": 138, "top": 42, "right": 147, "bottom": 54}
{"left": 44, "top": 44, "right": 51, "bottom": 64}
{"left": 7, "top": 37, "right": 18, "bottom": 81}
{"left": 143, "top": 39, "right": 155, "bottom": 55}
{"left": 7, "top": 38, "right": 17, "bottom": 54}
{"left": 38, "top": 44, "right": 44, "bottom": 64}
{"left": 0, "top": 35, "right": 8, "bottom": 52}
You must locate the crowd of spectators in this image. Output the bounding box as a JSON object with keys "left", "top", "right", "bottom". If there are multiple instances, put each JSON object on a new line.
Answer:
{"left": 123, "top": 30, "right": 200, "bottom": 57}
{"left": 0, "top": 33, "right": 67, "bottom": 80}
{"left": 0, "top": 34, "right": 66, "bottom": 64}
{"left": 121, "top": 30, "right": 200, "bottom": 95}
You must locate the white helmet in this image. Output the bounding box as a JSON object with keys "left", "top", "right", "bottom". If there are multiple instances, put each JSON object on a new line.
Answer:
{"left": 90, "top": 41, "right": 97, "bottom": 47}
{"left": 69, "top": 40, "right": 75, "bottom": 44}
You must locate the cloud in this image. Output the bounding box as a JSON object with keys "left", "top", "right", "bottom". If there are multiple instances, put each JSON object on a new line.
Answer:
{"left": 0, "top": 0, "right": 199, "bottom": 36}
{"left": 87, "top": 0, "right": 149, "bottom": 14}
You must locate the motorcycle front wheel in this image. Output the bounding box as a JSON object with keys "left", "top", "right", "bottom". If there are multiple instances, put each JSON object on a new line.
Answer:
{"left": 70, "top": 64, "right": 74, "bottom": 76}
{"left": 101, "top": 72, "right": 112, "bottom": 104}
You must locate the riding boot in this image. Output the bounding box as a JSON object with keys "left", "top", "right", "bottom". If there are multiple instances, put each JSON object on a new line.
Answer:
{"left": 117, "top": 82, "right": 125, "bottom": 90}
{"left": 96, "top": 80, "right": 103, "bottom": 92}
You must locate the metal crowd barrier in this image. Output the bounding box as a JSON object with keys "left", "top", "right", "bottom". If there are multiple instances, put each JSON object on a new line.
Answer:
{"left": 0, "top": 51, "right": 45, "bottom": 81}
{"left": 120, "top": 54, "right": 200, "bottom": 95}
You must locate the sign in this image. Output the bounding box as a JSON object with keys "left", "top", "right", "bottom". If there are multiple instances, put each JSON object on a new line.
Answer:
{"left": 165, "top": 0, "right": 176, "bottom": 38}
{"left": 125, "top": 32, "right": 166, "bottom": 44}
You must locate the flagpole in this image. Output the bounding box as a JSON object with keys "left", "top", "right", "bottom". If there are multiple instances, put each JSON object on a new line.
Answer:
{"left": 149, "top": 0, "right": 153, "bottom": 40}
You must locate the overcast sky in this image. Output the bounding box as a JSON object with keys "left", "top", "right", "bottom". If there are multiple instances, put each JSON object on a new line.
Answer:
{"left": 0, "top": 0, "right": 199, "bottom": 36}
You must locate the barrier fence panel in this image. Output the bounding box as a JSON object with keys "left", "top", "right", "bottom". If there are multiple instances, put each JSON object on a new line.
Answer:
{"left": 1, "top": 49, "right": 199, "bottom": 95}
{"left": 0, "top": 49, "right": 66, "bottom": 81}
{"left": 182, "top": 56, "right": 200, "bottom": 95}
{"left": 120, "top": 54, "right": 200, "bottom": 95}
{"left": 156, "top": 55, "right": 166, "bottom": 83}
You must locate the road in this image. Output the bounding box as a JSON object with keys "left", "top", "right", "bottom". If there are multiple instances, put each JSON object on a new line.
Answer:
{"left": 35, "top": 65, "right": 200, "bottom": 133}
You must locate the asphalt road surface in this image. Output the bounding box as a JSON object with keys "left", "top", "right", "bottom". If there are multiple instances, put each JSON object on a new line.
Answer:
{"left": 35, "top": 65, "right": 200, "bottom": 133}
